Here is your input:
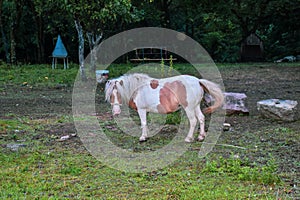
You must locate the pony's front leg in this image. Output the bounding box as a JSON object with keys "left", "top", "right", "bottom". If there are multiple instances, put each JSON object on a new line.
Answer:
{"left": 137, "top": 109, "right": 148, "bottom": 142}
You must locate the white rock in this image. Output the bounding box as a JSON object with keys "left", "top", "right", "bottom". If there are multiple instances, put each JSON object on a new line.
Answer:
{"left": 223, "top": 123, "right": 231, "bottom": 131}
{"left": 204, "top": 92, "right": 249, "bottom": 115}
{"left": 223, "top": 92, "right": 249, "bottom": 115}
{"left": 59, "top": 135, "right": 70, "bottom": 141}
{"left": 6, "top": 143, "right": 27, "bottom": 151}
{"left": 257, "top": 99, "right": 298, "bottom": 122}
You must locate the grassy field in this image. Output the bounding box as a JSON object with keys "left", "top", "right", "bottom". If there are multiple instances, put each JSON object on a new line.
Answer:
{"left": 0, "top": 63, "right": 299, "bottom": 199}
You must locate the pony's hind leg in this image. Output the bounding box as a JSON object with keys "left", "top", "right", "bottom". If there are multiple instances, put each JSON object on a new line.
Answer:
{"left": 184, "top": 108, "right": 197, "bottom": 143}
{"left": 195, "top": 106, "right": 206, "bottom": 141}
{"left": 137, "top": 109, "right": 148, "bottom": 142}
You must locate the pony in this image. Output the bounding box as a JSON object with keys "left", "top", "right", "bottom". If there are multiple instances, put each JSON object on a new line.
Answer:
{"left": 105, "top": 73, "right": 224, "bottom": 143}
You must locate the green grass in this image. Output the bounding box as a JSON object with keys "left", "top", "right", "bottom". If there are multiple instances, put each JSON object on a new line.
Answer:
{"left": 2, "top": 62, "right": 297, "bottom": 87}
{"left": 0, "top": 114, "right": 293, "bottom": 199}
{"left": 0, "top": 64, "right": 78, "bottom": 88}
{"left": 0, "top": 141, "right": 287, "bottom": 199}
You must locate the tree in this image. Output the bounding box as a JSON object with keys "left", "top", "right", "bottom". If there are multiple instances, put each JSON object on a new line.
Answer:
{"left": 1, "top": 0, "right": 25, "bottom": 64}
{"left": 221, "top": 0, "right": 300, "bottom": 60}
{"left": 0, "top": 0, "right": 298, "bottom": 64}
{"left": 66, "top": 0, "right": 142, "bottom": 81}
{"left": 229, "top": 0, "right": 272, "bottom": 40}
{"left": 27, "top": 0, "right": 46, "bottom": 63}
{"left": 0, "top": 0, "right": 9, "bottom": 63}
{"left": 260, "top": 0, "right": 300, "bottom": 58}
{"left": 158, "top": 0, "right": 172, "bottom": 28}
{"left": 74, "top": 19, "right": 86, "bottom": 80}
{"left": 25, "top": 0, "right": 73, "bottom": 63}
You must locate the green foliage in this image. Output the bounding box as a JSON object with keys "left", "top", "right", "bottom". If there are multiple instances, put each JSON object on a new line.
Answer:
{"left": 168, "top": 55, "right": 173, "bottom": 76}
{"left": 0, "top": 0, "right": 299, "bottom": 63}
{"left": 66, "top": 0, "right": 142, "bottom": 34}
{"left": 165, "top": 111, "right": 181, "bottom": 125}
{"left": 203, "top": 156, "right": 281, "bottom": 185}
{"left": 160, "top": 58, "right": 165, "bottom": 77}
{"left": 60, "top": 164, "right": 82, "bottom": 176}
{"left": 0, "top": 118, "right": 32, "bottom": 135}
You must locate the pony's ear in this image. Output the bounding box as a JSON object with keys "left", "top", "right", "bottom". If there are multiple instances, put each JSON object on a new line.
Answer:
{"left": 105, "top": 80, "right": 111, "bottom": 89}
{"left": 105, "top": 80, "right": 115, "bottom": 93}
{"left": 118, "top": 80, "right": 123, "bottom": 86}
{"left": 105, "top": 80, "right": 111, "bottom": 85}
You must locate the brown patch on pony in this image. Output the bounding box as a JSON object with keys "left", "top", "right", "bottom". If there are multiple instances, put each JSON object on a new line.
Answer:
{"left": 110, "top": 86, "right": 122, "bottom": 105}
{"left": 128, "top": 99, "right": 137, "bottom": 110}
{"left": 150, "top": 79, "right": 159, "bottom": 89}
{"left": 117, "top": 91, "right": 122, "bottom": 104}
{"left": 128, "top": 91, "right": 138, "bottom": 110}
{"left": 110, "top": 92, "right": 115, "bottom": 104}
{"left": 157, "top": 81, "right": 188, "bottom": 114}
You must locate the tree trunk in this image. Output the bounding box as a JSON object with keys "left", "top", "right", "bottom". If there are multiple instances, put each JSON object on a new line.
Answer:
{"left": 87, "top": 32, "right": 102, "bottom": 72}
{"left": 75, "top": 20, "right": 86, "bottom": 81}
{"left": 27, "top": 0, "right": 45, "bottom": 63}
{"left": 0, "top": 0, "right": 10, "bottom": 63}
{"left": 160, "top": 0, "right": 172, "bottom": 28}
{"left": 10, "top": 0, "right": 23, "bottom": 65}
{"left": 10, "top": 27, "right": 17, "bottom": 64}
{"left": 37, "top": 16, "right": 45, "bottom": 63}
{"left": 0, "top": 24, "right": 9, "bottom": 63}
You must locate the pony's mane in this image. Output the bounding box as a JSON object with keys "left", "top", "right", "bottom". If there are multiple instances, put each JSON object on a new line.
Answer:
{"left": 105, "top": 73, "right": 152, "bottom": 104}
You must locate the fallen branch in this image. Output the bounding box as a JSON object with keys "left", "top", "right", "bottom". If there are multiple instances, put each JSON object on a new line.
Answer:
{"left": 190, "top": 142, "right": 247, "bottom": 150}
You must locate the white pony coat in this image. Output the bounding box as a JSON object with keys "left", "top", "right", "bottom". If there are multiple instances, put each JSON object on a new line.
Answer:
{"left": 105, "top": 73, "right": 224, "bottom": 142}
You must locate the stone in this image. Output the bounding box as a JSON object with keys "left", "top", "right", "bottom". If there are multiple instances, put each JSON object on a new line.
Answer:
{"left": 275, "top": 55, "right": 296, "bottom": 63}
{"left": 223, "top": 123, "right": 231, "bottom": 131}
{"left": 6, "top": 143, "right": 27, "bottom": 151}
{"left": 223, "top": 92, "right": 249, "bottom": 115}
{"left": 257, "top": 99, "right": 298, "bottom": 122}
{"left": 58, "top": 134, "right": 77, "bottom": 141}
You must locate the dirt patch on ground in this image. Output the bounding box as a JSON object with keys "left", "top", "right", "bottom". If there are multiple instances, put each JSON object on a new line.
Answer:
{"left": 1, "top": 86, "right": 73, "bottom": 117}
{"left": 1, "top": 64, "right": 299, "bottom": 192}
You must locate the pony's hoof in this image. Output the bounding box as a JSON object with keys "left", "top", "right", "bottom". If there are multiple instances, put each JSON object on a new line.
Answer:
{"left": 139, "top": 137, "right": 147, "bottom": 142}
{"left": 185, "top": 137, "right": 194, "bottom": 143}
{"left": 197, "top": 136, "right": 205, "bottom": 142}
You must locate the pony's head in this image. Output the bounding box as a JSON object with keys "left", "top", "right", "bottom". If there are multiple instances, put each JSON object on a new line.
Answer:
{"left": 105, "top": 79, "right": 123, "bottom": 116}
{"left": 105, "top": 73, "right": 151, "bottom": 116}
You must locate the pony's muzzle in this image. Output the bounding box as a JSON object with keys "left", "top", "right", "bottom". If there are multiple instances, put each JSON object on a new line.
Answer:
{"left": 112, "top": 105, "right": 121, "bottom": 116}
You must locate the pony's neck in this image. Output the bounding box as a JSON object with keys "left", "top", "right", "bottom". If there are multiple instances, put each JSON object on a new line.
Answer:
{"left": 119, "top": 73, "right": 151, "bottom": 103}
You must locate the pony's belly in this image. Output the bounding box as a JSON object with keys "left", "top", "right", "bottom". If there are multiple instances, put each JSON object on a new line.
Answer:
{"left": 135, "top": 96, "right": 160, "bottom": 113}
{"left": 143, "top": 100, "right": 181, "bottom": 114}
{"left": 146, "top": 106, "right": 180, "bottom": 114}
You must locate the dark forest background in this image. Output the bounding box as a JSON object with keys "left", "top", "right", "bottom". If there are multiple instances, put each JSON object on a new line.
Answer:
{"left": 0, "top": 0, "right": 299, "bottom": 64}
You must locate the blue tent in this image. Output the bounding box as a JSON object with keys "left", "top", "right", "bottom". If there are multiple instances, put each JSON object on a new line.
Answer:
{"left": 52, "top": 35, "right": 68, "bottom": 69}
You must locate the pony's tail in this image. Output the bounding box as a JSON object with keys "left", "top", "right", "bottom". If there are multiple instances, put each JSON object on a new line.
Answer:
{"left": 199, "top": 79, "right": 224, "bottom": 114}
